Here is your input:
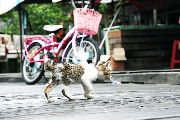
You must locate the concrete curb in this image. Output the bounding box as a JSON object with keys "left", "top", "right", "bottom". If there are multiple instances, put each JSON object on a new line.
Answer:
{"left": 0, "top": 73, "right": 23, "bottom": 83}
{"left": 113, "top": 71, "right": 180, "bottom": 85}
{"left": 0, "top": 71, "right": 180, "bottom": 84}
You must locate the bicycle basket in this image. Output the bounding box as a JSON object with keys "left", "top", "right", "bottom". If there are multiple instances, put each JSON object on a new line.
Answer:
{"left": 73, "top": 8, "right": 102, "bottom": 35}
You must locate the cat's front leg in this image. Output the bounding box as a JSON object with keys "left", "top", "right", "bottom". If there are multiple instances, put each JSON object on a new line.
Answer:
{"left": 44, "top": 78, "right": 59, "bottom": 102}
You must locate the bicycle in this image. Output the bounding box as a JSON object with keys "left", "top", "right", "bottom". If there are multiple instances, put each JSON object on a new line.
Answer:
{"left": 23, "top": 6, "right": 102, "bottom": 85}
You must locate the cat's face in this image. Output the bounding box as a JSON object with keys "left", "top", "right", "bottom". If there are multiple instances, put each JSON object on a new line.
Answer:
{"left": 96, "top": 59, "right": 112, "bottom": 81}
{"left": 44, "top": 60, "right": 56, "bottom": 71}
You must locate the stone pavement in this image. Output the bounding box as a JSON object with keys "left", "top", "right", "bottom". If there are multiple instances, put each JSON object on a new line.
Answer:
{"left": 1, "top": 83, "right": 180, "bottom": 120}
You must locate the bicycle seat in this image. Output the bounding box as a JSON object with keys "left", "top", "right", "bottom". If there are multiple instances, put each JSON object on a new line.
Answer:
{"left": 43, "top": 25, "right": 63, "bottom": 32}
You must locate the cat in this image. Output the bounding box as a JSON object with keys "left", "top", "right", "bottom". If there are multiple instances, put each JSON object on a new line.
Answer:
{"left": 44, "top": 59, "right": 112, "bottom": 102}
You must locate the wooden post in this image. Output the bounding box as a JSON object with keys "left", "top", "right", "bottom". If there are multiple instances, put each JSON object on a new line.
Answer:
{"left": 18, "top": 5, "right": 23, "bottom": 76}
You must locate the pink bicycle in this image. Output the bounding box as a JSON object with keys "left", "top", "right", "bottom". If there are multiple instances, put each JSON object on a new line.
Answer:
{"left": 23, "top": 6, "right": 102, "bottom": 84}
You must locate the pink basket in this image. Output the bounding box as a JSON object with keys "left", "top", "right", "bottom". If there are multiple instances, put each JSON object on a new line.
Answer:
{"left": 73, "top": 8, "right": 102, "bottom": 35}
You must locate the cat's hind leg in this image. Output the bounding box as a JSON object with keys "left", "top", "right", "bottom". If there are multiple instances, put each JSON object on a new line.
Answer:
{"left": 62, "top": 85, "right": 76, "bottom": 101}
{"left": 81, "top": 80, "right": 94, "bottom": 99}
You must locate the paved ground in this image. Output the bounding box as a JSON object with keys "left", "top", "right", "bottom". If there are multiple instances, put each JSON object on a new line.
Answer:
{"left": 1, "top": 83, "right": 180, "bottom": 120}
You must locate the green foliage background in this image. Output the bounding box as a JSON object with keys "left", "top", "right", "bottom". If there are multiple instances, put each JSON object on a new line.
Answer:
{"left": 0, "top": 3, "right": 73, "bottom": 35}
{"left": 0, "top": 3, "right": 113, "bottom": 35}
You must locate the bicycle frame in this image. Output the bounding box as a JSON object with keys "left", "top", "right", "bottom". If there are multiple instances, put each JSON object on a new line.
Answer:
{"left": 23, "top": 27, "right": 84, "bottom": 64}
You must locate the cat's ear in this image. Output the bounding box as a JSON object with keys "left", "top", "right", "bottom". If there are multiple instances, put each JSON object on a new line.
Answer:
{"left": 44, "top": 60, "right": 51, "bottom": 70}
{"left": 103, "top": 58, "right": 113, "bottom": 71}
{"left": 102, "top": 57, "right": 110, "bottom": 66}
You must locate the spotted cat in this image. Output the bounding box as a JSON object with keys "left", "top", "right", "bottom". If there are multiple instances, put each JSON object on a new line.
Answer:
{"left": 44, "top": 59, "right": 112, "bottom": 102}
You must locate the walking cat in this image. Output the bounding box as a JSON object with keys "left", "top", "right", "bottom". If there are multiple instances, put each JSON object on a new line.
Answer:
{"left": 44, "top": 59, "right": 112, "bottom": 102}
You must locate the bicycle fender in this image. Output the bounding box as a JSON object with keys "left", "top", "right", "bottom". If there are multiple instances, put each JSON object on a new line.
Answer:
{"left": 24, "top": 40, "right": 46, "bottom": 60}
{"left": 25, "top": 40, "right": 46, "bottom": 53}
{"left": 29, "top": 40, "right": 46, "bottom": 47}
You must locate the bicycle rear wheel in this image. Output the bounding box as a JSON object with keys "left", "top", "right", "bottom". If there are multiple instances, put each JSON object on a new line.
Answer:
{"left": 23, "top": 42, "right": 44, "bottom": 85}
{"left": 62, "top": 37, "right": 100, "bottom": 65}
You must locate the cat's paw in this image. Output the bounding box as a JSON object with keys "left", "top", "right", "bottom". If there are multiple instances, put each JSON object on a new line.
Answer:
{"left": 84, "top": 94, "right": 94, "bottom": 99}
{"left": 68, "top": 97, "right": 76, "bottom": 101}
{"left": 47, "top": 99, "right": 54, "bottom": 103}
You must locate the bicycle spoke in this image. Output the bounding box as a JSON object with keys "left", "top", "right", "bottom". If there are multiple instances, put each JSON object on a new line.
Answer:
{"left": 64, "top": 38, "right": 99, "bottom": 65}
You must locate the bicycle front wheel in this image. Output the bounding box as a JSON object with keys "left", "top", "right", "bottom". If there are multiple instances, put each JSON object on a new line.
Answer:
{"left": 62, "top": 37, "right": 100, "bottom": 65}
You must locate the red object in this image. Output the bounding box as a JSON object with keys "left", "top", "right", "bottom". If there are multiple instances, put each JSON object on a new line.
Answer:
{"left": 73, "top": 8, "right": 102, "bottom": 35}
{"left": 170, "top": 40, "right": 180, "bottom": 68}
